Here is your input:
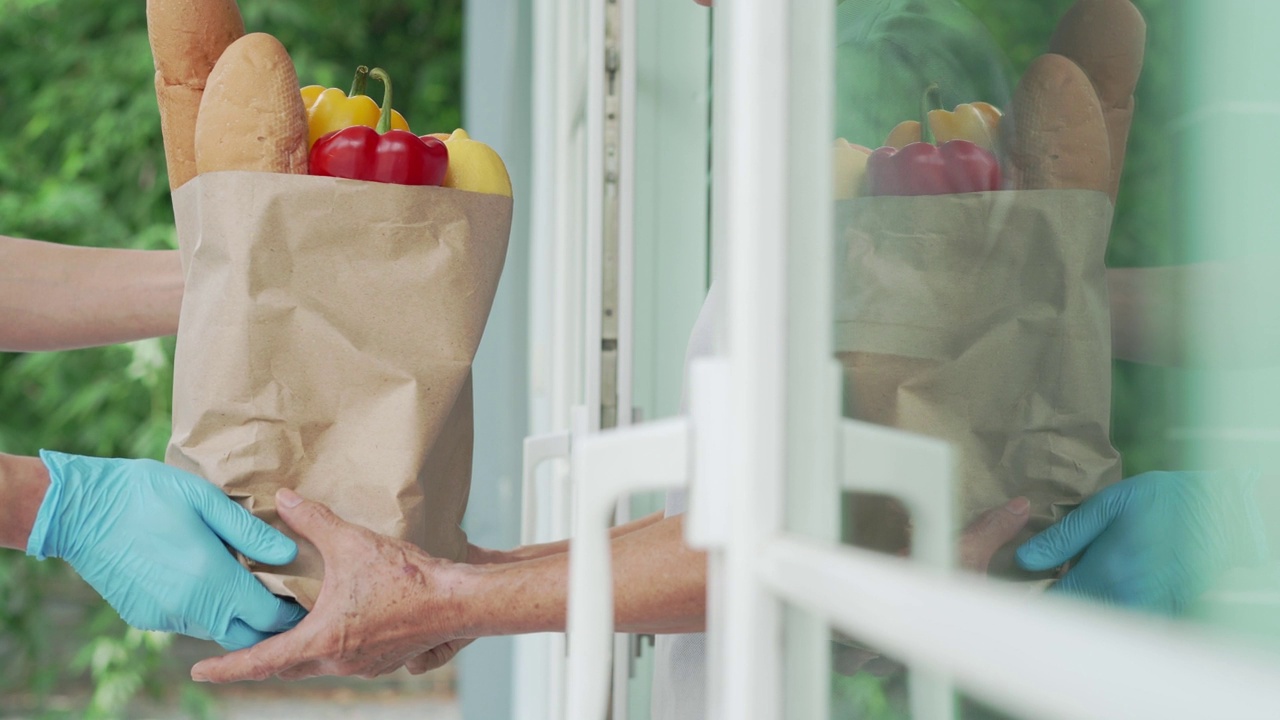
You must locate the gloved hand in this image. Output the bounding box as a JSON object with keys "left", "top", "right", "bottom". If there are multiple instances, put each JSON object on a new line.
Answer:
{"left": 27, "top": 451, "right": 307, "bottom": 650}
{"left": 1016, "top": 470, "right": 1269, "bottom": 615}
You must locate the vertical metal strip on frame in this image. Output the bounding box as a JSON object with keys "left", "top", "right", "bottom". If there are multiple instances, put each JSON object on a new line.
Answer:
{"left": 612, "top": 0, "right": 640, "bottom": 716}
{"left": 616, "top": 0, "right": 636, "bottom": 433}
{"left": 584, "top": 0, "right": 606, "bottom": 434}
{"left": 515, "top": 0, "right": 559, "bottom": 715}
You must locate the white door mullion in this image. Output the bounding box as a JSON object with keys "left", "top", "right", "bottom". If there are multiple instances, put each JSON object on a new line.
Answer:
{"left": 783, "top": 0, "right": 838, "bottom": 716}
{"left": 710, "top": 1, "right": 791, "bottom": 719}
{"left": 566, "top": 419, "right": 693, "bottom": 720}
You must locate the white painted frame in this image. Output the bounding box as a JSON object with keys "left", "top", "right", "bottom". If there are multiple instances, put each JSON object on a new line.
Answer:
{"left": 559, "top": 1, "right": 1280, "bottom": 720}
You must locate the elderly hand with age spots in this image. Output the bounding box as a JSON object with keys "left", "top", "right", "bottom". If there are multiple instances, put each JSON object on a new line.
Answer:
{"left": 192, "top": 488, "right": 474, "bottom": 681}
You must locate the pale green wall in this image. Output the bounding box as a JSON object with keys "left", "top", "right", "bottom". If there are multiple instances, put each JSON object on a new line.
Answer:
{"left": 459, "top": 1, "right": 534, "bottom": 718}
{"left": 628, "top": 2, "right": 712, "bottom": 717}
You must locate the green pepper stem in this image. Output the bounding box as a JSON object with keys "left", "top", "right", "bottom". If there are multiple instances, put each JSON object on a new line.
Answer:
{"left": 370, "top": 67, "right": 394, "bottom": 134}
{"left": 922, "top": 82, "right": 942, "bottom": 145}
{"left": 349, "top": 65, "right": 370, "bottom": 96}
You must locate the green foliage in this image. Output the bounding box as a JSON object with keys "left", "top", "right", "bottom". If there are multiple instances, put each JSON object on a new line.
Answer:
{"left": 71, "top": 617, "right": 175, "bottom": 719}
{"left": 831, "top": 673, "right": 907, "bottom": 720}
{"left": 0, "top": 0, "right": 462, "bottom": 714}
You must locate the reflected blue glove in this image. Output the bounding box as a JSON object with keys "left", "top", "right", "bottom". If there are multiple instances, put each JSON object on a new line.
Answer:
{"left": 27, "top": 451, "right": 307, "bottom": 650}
{"left": 1017, "top": 470, "right": 1269, "bottom": 615}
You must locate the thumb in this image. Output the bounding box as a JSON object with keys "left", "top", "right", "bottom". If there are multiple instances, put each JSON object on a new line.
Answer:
{"left": 275, "top": 488, "right": 348, "bottom": 557}
{"left": 959, "top": 497, "right": 1031, "bottom": 573}
{"left": 1016, "top": 490, "right": 1118, "bottom": 572}
{"left": 194, "top": 486, "right": 298, "bottom": 566}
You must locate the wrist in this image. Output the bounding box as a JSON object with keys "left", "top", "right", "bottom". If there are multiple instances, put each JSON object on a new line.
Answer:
{"left": 466, "top": 543, "right": 513, "bottom": 565}
{"left": 450, "top": 556, "right": 568, "bottom": 638}
{"left": 0, "top": 453, "right": 53, "bottom": 552}
{"left": 448, "top": 563, "right": 493, "bottom": 638}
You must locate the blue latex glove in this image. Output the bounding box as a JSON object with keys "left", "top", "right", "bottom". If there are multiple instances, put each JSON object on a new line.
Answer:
{"left": 1017, "top": 470, "right": 1269, "bottom": 614}
{"left": 27, "top": 451, "right": 307, "bottom": 650}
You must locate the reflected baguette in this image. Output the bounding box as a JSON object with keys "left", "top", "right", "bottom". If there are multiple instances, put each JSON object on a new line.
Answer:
{"left": 1004, "top": 53, "right": 1111, "bottom": 193}
{"left": 1049, "top": 0, "right": 1147, "bottom": 201}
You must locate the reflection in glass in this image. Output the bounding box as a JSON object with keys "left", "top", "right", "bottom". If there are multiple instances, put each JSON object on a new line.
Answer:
{"left": 825, "top": 0, "right": 1280, "bottom": 718}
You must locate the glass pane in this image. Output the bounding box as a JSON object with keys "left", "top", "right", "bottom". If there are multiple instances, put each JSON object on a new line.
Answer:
{"left": 786, "top": 0, "right": 1280, "bottom": 718}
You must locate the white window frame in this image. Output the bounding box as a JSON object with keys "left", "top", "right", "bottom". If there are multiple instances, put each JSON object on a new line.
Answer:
{"left": 520, "top": 0, "right": 712, "bottom": 716}
{"left": 553, "top": 2, "right": 1280, "bottom": 720}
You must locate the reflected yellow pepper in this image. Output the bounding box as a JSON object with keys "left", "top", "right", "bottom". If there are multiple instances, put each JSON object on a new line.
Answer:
{"left": 833, "top": 138, "right": 872, "bottom": 199}
{"left": 300, "top": 66, "right": 410, "bottom": 150}
{"left": 884, "top": 85, "right": 1002, "bottom": 151}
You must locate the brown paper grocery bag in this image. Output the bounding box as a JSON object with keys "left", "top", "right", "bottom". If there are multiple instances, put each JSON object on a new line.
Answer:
{"left": 835, "top": 190, "right": 1121, "bottom": 577}
{"left": 166, "top": 171, "right": 512, "bottom": 608}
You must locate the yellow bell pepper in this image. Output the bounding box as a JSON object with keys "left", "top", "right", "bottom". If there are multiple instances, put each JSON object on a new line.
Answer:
{"left": 832, "top": 138, "right": 872, "bottom": 200}
{"left": 884, "top": 84, "right": 1001, "bottom": 151}
{"left": 300, "top": 66, "right": 410, "bottom": 150}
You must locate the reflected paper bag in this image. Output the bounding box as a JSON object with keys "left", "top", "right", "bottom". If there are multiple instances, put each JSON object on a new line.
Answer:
{"left": 835, "top": 190, "right": 1121, "bottom": 577}
{"left": 166, "top": 171, "right": 512, "bottom": 608}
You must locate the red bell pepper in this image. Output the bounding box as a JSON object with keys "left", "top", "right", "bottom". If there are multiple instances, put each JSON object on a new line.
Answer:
{"left": 865, "top": 141, "right": 1000, "bottom": 197}
{"left": 865, "top": 84, "right": 1002, "bottom": 197}
{"left": 309, "top": 67, "right": 448, "bottom": 186}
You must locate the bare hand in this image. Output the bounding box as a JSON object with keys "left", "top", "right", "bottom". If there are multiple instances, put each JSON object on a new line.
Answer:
{"left": 958, "top": 496, "right": 1031, "bottom": 573}
{"left": 190, "top": 489, "right": 472, "bottom": 683}
{"left": 833, "top": 496, "right": 1031, "bottom": 675}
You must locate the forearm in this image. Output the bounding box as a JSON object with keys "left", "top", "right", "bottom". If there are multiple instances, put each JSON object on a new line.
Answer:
{"left": 1109, "top": 261, "right": 1280, "bottom": 367}
{"left": 454, "top": 514, "right": 707, "bottom": 636}
{"left": 0, "top": 453, "right": 50, "bottom": 551}
{"left": 1108, "top": 266, "right": 1182, "bottom": 366}
{"left": 0, "top": 236, "right": 183, "bottom": 352}
{"left": 467, "top": 509, "right": 667, "bottom": 564}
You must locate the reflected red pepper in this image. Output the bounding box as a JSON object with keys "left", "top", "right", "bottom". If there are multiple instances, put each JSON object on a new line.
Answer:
{"left": 865, "top": 140, "right": 1001, "bottom": 197}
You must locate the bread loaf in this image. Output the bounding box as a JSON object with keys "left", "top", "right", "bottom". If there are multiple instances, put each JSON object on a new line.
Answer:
{"left": 147, "top": 0, "right": 246, "bottom": 189}
{"left": 1004, "top": 53, "right": 1111, "bottom": 193}
{"left": 1049, "top": 0, "right": 1147, "bottom": 201}
{"left": 194, "top": 33, "right": 309, "bottom": 176}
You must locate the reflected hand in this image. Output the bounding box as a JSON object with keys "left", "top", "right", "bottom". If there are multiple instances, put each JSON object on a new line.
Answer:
{"left": 29, "top": 451, "right": 305, "bottom": 650}
{"left": 1016, "top": 470, "right": 1269, "bottom": 614}
{"left": 834, "top": 496, "right": 1031, "bottom": 675}
{"left": 191, "top": 488, "right": 471, "bottom": 682}
{"left": 959, "top": 496, "right": 1032, "bottom": 573}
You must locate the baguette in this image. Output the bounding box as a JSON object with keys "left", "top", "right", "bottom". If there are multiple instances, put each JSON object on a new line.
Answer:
{"left": 1004, "top": 53, "right": 1111, "bottom": 193}
{"left": 147, "top": 0, "right": 246, "bottom": 189}
{"left": 1049, "top": 0, "right": 1147, "bottom": 201}
{"left": 194, "top": 33, "right": 309, "bottom": 176}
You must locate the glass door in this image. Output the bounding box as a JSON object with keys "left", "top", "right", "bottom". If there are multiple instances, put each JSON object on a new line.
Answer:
{"left": 766, "top": 0, "right": 1280, "bottom": 718}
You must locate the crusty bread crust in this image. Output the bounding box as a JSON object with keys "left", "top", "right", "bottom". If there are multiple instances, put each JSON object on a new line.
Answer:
{"left": 1049, "top": 0, "right": 1147, "bottom": 201}
{"left": 147, "top": 0, "right": 246, "bottom": 189}
{"left": 194, "top": 33, "right": 309, "bottom": 176}
{"left": 1005, "top": 53, "right": 1111, "bottom": 193}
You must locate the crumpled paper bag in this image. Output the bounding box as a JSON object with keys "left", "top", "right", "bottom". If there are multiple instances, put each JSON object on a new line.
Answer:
{"left": 836, "top": 189, "right": 1121, "bottom": 577}
{"left": 166, "top": 170, "right": 512, "bottom": 608}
